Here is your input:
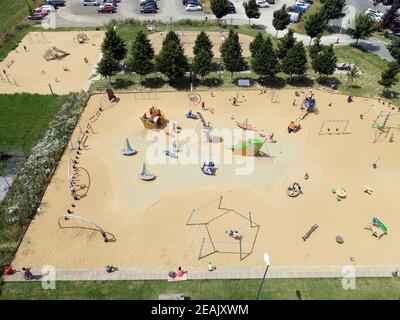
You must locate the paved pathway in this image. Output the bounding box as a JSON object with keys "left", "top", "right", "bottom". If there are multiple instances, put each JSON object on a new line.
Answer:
{"left": 0, "top": 175, "right": 14, "bottom": 202}
{"left": 3, "top": 265, "right": 396, "bottom": 282}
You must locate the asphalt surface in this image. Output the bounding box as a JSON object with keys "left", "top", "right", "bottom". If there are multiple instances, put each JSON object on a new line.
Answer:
{"left": 51, "top": 0, "right": 393, "bottom": 60}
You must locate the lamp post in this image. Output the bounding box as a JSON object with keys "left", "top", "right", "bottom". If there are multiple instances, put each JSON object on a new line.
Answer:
{"left": 219, "top": 35, "right": 225, "bottom": 80}
{"left": 256, "top": 253, "right": 270, "bottom": 300}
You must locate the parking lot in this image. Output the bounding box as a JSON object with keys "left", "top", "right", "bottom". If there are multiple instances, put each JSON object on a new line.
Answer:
{"left": 53, "top": 0, "right": 298, "bottom": 28}
{"left": 54, "top": 0, "right": 215, "bottom": 27}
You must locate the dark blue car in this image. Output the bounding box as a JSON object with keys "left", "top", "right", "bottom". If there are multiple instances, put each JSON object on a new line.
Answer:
{"left": 288, "top": 4, "right": 307, "bottom": 14}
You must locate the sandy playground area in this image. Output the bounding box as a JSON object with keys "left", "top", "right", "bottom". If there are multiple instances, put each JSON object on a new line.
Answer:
{"left": 0, "top": 31, "right": 103, "bottom": 95}
{"left": 12, "top": 88, "right": 400, "bottom": 271}
{"left": 148, "top": 31, "right": 253, "bottom": 58}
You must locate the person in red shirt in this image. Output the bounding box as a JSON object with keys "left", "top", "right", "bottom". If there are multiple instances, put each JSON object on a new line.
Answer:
{"left": 177, "top": 266, "right": 185, "bottom": 277}
{"left": 5, "top": 265, "right": 15, "bottom": 275}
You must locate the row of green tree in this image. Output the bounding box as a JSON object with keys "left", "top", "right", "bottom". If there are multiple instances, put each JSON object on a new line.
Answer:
{"left": 98, "top": 26, "right": 344, "bottom": 85}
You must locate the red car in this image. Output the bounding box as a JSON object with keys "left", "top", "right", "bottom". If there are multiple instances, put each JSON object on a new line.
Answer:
{"left": 98, "top": 3, "right": 116, "bottom": 13}
{"left": 33, "top": 7, "right": 49, "bottom": 16}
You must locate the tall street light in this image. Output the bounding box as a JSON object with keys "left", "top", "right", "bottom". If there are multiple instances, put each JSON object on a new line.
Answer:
{"left": 256, "top": 253, "right": 270, "bottom": 300}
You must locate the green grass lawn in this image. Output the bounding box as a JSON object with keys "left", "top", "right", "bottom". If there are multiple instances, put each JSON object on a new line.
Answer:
{"left": 0, "top": 94, "right": 66, "bottom": 174}
{"left": 92, "top": 43, "right": 398, "bottom": 106}
{"left": 1, "top": 277, "right": 400, "bottom": 300}
{"left": 0, "top": 25, "right": 32, "bottom": 62}
{"left": 331, "top": 45, "right": 400, "bottom": 101}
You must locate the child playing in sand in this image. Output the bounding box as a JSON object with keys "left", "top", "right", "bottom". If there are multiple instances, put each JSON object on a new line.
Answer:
{"left": 231, "top": 97, "right": 237, "bottom": 106}
{"left": 105, "top": 265, "right": 118, "bottom": 273}
{"left": 227, "top": 229, "right": 241, "bottom": 239}
{"left": 208, "top": 262, "right": 216, "bottom": 272}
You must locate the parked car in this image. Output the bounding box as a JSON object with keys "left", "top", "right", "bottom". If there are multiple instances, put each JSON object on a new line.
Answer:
{"left": 98, "top": 3, "right": 116, "bottom": 12}
{"left": 45, "top": 0, "right": 66, "bottom": 7}
{"left": 84, "top": 0, "right": 100, "bottom": 6}
{"left": 140, "top": 4, "right": 157, "bottom": 13}
{"left": 103, "top": 0, "right": 117, "bottom": 6}
{"left": 336, "top": 63, "right": 351, "bottom": 71}
{"left": 182, "top": 0, "right": 200, "bottom": 5}
{"left": 256, "top": 0, "right": 269, "bottom": 8}
{"left": 34, "top": 7, "right": 49, "bottom": 15}
{"left": 186, "top": 3, "right": 202, "bottom": 11}
{"left": 365, "top": 8, "right": 384, "bottom": 21}
{"left": 40, "top": 5, "right": 56, "bottom": 12}
{"left": 28, "top": 12, "right": 46, "bottom": 20}
{"left": 140, "top": 0, "right": 158, "bottom": 7}
{"left": 227, "top": 1, "right": 236, "bottom": 13}
{"left": 296, "top": 0, "right": 310, "bottom": 8}
{"left": 288, "top": 11, "right": 300, "bottom": 23}
{"left": 390, "top": 27, "right": 400, "bottom": 33}
{"left": 288, "top": 5, "right": 307, "bottom": 14}
{"left": 389, "top": 32, "right": 400, "bottom": 40}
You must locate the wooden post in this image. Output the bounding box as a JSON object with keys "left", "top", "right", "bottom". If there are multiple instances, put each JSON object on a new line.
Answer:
{"left": 48, "top": 83, "right": 54, "bottom": 95}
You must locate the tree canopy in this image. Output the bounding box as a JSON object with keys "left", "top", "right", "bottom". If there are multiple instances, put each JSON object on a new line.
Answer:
{"left": 378, "top": 61, "right": 400, "bottom": 91}
{"left": 321, "top": 0, "right": 345, "bottom": 20}
{"left": 311, "top": 44, "right": 338, "bottom": 78}
{"left": 387, "top": 39, "right": 400, "bottom": 64}
{"left": 193, "top": 31, "right": 214, "bottom": 58}
{"left": 220, "top": 29, "right": 247, "bottom": 79}
{"left": 243, "top": 0, "right": 260, "bottom": 25}
{"left": 272, "top": 5, "right": 291, "bottom": 36}
{"left": 125, "top": 30, "right": 155, "bottom": 80}
{"left": 156, "top": 35, "right": 189, "bottom": 83}
{"left": 277, "top": 29, "right": 296, "bottom": 60}
{"left": 304, "top": 11, "right": 328, "bottom": 44}
{"left": 347, "top": 13, "right": 376, "bottom": 45}
{"left": 98, "top": 50, "right": 120, "bottom": 83}
{"left": 282, "top": 41, "right": 308, "bottom": 80}
{"left": 210, "top": 0, "right": 229, "bottom": 23}
{"left": 101, "top": 26, "right": 127, "bottom": 62}
{"left": 251, "top": 35, "right": 280, "bottom": 80}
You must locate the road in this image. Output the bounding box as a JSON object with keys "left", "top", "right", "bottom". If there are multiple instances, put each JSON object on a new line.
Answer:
{"left": 51, "top": 0, "right": 393, "bottom": 60}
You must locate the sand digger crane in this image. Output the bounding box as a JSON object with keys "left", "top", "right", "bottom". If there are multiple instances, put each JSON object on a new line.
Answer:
{"left": 43, "top": 47, "right": 70, "bottom": 61}
{"left": 75, "top": 32, "right": 89, "bottom": 44}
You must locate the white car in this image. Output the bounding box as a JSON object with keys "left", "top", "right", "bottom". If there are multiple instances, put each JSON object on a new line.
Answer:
{"left": 296, "top": 1, "right": 310, "bottom": 7}
{"left": 256, "top": 0, "right": 269, "bottom": 8}
{"left": 186, "top": 3, "right": 202, "bottom": 11}
{"left": 83, "top": 0, "right": 100, "bottom": 5}
{"left": 365, "top": 8, "right": 384, "bottom": 21}
{"left": 40, "top": 5, "right": 56, "bottom": 12}
{"left": 288, "top": 11, "right": 300, "bottom": 23}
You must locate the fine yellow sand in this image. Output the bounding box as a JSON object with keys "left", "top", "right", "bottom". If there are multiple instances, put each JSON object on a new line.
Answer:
{"left": 0, "top": 31, "right": 103, "bottom": 94}
{"left": 12, "top": 89, "right": 400, "bottom": 271}
{"left": 148, "top": 31, "right": 253, "bottom": 58}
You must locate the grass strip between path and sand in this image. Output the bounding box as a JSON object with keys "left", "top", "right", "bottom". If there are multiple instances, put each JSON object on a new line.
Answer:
{"left": 1, "top": 278, "right": 400, "bottom": 300}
